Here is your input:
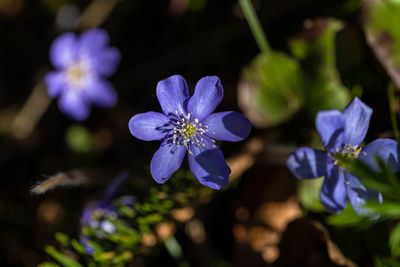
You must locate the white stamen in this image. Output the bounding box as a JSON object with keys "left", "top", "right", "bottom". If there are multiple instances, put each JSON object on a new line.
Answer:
{"left": 170, "top": 112, "right": 211, "bottom": 154}
{"left": 332, "top": 144, "right": 363, "bottom": 166}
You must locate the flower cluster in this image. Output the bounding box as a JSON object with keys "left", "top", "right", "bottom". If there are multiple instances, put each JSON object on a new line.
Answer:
{"left": 45, "top": 28, "right": 120, "bottom": 120}
{"left": 287, "top": 97, "right": 400, "bottom": 215}
{"left": 129, "top": 75, "right": 251, "bottom": 190}
{"left": 44, "top": 28, "right": 399, "bottom": 219}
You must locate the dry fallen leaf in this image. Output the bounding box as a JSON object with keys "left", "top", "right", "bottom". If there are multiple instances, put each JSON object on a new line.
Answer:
{"left": 363, "top": 0, "right": 400, "bottom": 89}
{"left": 278, "top": 219, "right": 358, "bottom": 267}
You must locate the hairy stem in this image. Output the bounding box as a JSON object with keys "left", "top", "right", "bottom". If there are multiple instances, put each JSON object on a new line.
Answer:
{"left": 239, "top": 0, "right": 271, "bottom": 54}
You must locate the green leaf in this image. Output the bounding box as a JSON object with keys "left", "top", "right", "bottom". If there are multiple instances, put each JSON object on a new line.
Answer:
{"left": 87, "top": 241, "right": 104, "bottom": 254}
{"left": 390, "top": 222, "right": 400, "bottom": 257}
{"left": 65, "top": 124, "right": 94, "bottom": 153}
{"left": 238, "top": 51, "right": 304, "bottom": 127}
{"left": 164, "top": 236, "right": 183, "bottom": 259}
{"left": 111, "top": 251, "right": 133, "bottom": 265}
{"left": 106, "top": 219, "right": 140, "bottom": 248}
{"left": 297, "top": 178, "right": 325, "bottom": 212}
{"left": 364, "top": 0, "right": 400, "bottom": 88}
{"left": 289, "top": 19, "right": 350, "bottom": 115}
{"left": 138, "top": 213, "right": 164, "bottom": 232}
{"left": 326, "top": 202, "right": 368, "bottom": 227}
{"left": 366, "top": 202, "right": 400, "bottom": 218}
{"left": 187, "top": 0, "right": 207, "bottom": 11}
{"left": 55, "top": 232, "right": 69, "bottom": 246}
{"left": 334, "top": 154, "right": 381, "bottom": 187}
{"left": 38, "top": 262, "right": 60, "bottom": 267}
{"left": 93, "top": 251, "right": 115, "bottom": 263}
{"left": 117, "top": 205, "right": 136, "bottom": 218}
{"left": 238, "top": 19, "right": 350, "bottom": 128}
{"left": 70, "top": 239, "right": 86, "bottom": 255}
{"left": 45, "top": 245, "right": 83, "bottom": 267}
{"left": 334, "top": 155, "right": 400, "bottom": 220}
{"left": 87, "top": 261, "right": 98, "bottom": 267}
{"left": 369, "top": 1, "right": 400, "bottom": 63}
{"left": 376, "top": 157, "right": 400, "bottom": 198}
{"left": 375, "top": 257, "right": 400, "bottom": 267}
{"left": 335, "top": 155, "right": 400, "bottom": 203}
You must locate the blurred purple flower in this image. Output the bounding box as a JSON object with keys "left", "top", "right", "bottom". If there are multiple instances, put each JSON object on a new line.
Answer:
{"left": 45, "top": 28, "right": 120, "bottom": 120}
{"left": 129, "top": 75, "right": 251, "bottom": 190}
{"left": 287, "top": 97, "right": 400, "bottom": 215}
{"left": 79, "top": 172, "right": 136, "bottom": 254}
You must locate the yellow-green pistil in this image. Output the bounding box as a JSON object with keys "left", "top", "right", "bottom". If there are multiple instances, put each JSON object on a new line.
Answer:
{"left": 331, "top": 144, "right": 367, "bottom": 185}
{"left": 65, "top": 60, "right": 90, "bottom": 88}
{"left": 183, "top": 124, "right": 196, "bottom": 137}
{"left": 67, "top": 66, "right": 84, "bottom": 82}
{"left": 172, "top": 111, "right": 216, "bottom": 155}
{"left": 332, "top": 144, "right": 365, "bottom": 165}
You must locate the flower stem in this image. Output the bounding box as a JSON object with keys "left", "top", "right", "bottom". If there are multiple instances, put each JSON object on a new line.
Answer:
{"left": 239, "top": 0, "right": 271, "bottom": 55}
{"left": 388, "top": 82, "right": 400, "bottom": 143}
{"left": 11, "top": 82, "right": 52, "bottom": 140}
{"left": 79, "top": 0, "right": 119, "bottom": 30}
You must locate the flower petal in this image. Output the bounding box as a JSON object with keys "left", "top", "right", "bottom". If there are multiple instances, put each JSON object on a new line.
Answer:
{"left": 129, "top": 112, "right": 171, "bottom": 141}
{"left": 359, "top": 138, "right": 400, "bottom": 173}
{"left": 319, "top": 163, "right": 347, "bottom": 213}
{"left": 79, "top": 28, "right": 110, "bottom": 52}
{"left": 44, "top": 71, "right": 67, "bottom": 97}
{"left": 92, "top": 47, "right": 121, "bottom": 77}
{"left": 58, "top": 90, "right": 90, "bottom": 120}
{"left": 187, "top": 76, "right": 223, "bottom": 121}
{"left": 342, "top": 97, "right": 372, "bottom": 146}
{"left": 50, "top": 32, "right": 78, "bottom": 68}
{"left": 79, "top": 235, "right": 95, "bottom": 255}
{"left": 150, "top": 140, "right": 186, "bottom": 183}
{"left": 286, "top": 148, "right": 327, "bottom": 179}
{"left": 202, "top": 111, "right": 251, "bottom": 142}
{"left": 79, "top": 29, "right": 120, "bottom": 76}
{"left": 188, "top": 139, "right": 231, "bottom": 190}
{"left": 82, "top": 79, "right": 117, "bottom": 107}
{"left": 316, "top": 110, "right": 345, "bottom": 150}
{"left": 156, "top": 75, "right": 189, "bottom": 116}
{"left": 345, "top": 173, "right": 382, "bottom": 216}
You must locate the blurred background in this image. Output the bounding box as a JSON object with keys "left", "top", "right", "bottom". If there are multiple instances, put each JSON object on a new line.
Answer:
{"left": 0, "top": 0, "right": 398, "bottom": 266}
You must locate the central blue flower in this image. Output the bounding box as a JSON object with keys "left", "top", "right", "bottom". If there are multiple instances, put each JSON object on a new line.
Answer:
{"left": 129, "top": 75, "right": 251, "bottom": 190}
{"left": 287, "top": 97, "right": 400, "bottom": 215}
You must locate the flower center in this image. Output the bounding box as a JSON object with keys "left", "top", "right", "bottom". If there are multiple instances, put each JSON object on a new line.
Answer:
{"left": 65, "top": 60, "right": 90, "bottom": 88}
{"left": 183, "top": 124, "right": 196, "bottom": 137}
{"left": 171, "top": 111, "right": 216, "bottom": 155}
{"left": 338, "top": 144, "right": 362, "bottom": 159}
{"left": 332, "top": 144, "right": 364, "bottom": 165}
{"left": 68, "top": 66, "right": 84, "bottom": 82}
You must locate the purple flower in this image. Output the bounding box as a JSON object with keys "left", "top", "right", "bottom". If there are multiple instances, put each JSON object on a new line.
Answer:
{"left": 287, "top": 97, "right": 400, "bottom": 215}
{"left": 44, "top": 28, "right": 120, "bottom": 120}
{"left": 79, "top": 172, "right": 136, "bottom": 254}
{"left": 129, "top": 75, "right": 251, "bottom": 190}
{"left": 80, "top": 202, "right": 117, "bottom": 255}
